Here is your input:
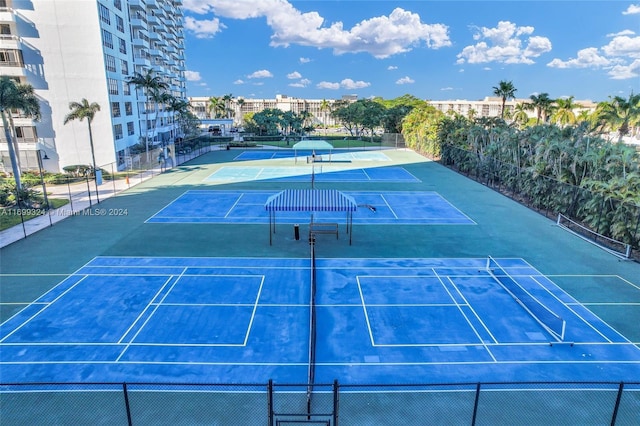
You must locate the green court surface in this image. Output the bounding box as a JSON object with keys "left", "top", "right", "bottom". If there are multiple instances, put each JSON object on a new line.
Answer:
{"left": 1, "top": 147, "right": 639, "bottom": 425}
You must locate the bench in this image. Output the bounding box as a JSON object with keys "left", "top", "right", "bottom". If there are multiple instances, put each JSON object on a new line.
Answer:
{"left": 309, "top": 222, "right": 339, "bottom": 239}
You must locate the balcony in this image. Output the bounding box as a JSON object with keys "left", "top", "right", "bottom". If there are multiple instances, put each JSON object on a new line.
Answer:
{"left": 130, "top": 17, "right": 147, "bottom": 30}
{"left": 0, "top": 34, "right": 21, "bottom": 50}
{"left": 0, "top": 9, "right": 16, "bottom": 24}
{"left": 128, "top": 0, "right": 146, "bottom": 10}
{"left": 146, "top": 0, "right": 160, "bottom": 9}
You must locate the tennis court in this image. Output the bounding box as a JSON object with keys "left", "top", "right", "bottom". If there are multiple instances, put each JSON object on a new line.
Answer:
{"left": 205, "top": 165, "right": 418, "bottom": 182}
{"left": 146, "top": 190, "right": 474, "bottom": 225}
{"left": 2, "top": 147, "right": 639, "bottom": 424}
{"left": 234, "top": 150, "right": 392, "bottom": 162}
{"left": 2, "top": 256, "right": 638, "bottom": 385}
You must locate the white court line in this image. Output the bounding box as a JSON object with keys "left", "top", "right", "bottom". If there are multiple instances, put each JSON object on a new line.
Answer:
{"left": 115, "top": 268, "right": 187, "bottom": 362}
{"left": 243, "top": 276, "right": 265, "bottom": 346}
{"left": 225, "top": 193, "right": 244, "bottom": 219}
{"left": 444, "top": 275, "right": 499, "bottom": 346}
{"left": 379, "top": 194, "right": 399, "bottom": 219}
{"left": 432, "top": 271, "right": 497, "bottom": 361}
{"left": 356, "top": 277, "right": 376, "bottom": 346}
{"left": 117, "top": 275, "right": 177, "bottom": 345}
{"left": 576, "top": 302, "right": 640, "bottom": 306}
{"left": 530, "top": 275, "right": 614, "bottom": 344}
{"left": 0, "top": 275, "right": 90, "bottom": 343}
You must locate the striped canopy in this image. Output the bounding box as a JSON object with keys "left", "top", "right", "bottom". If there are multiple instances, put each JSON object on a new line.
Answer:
{"left": 265, "top": 189, "right": 357, "bottom": 212}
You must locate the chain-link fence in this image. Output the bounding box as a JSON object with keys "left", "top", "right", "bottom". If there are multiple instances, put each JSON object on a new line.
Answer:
{"left": 439, "top": 145, "right": 640, "bottom": 261}
{"left": 1, "top": 381, "right": 638, "bottom": 425}
{"left": 0, "top": 137, "right": 222, "bottom": 246}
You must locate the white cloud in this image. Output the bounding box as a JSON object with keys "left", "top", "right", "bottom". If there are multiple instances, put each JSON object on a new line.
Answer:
{"left": 184, "top": 16, "right": 225, "bottom": 39}
{"left": 387, "top": 65, "right": 398, "bottom": 70}
{"left": 287, "top": 71, "right": 302, "bottom": 79}
{"left": 608, "top": 59, "right": 640, "bottom": 79}
{"left": 184, "top": 70, "right": 202, "bottom": 81}
{"left": 548, "top": 32, "right": 640, "bottom": 80}
{"left": 233, "top": 79, "right": 244, "bottom": 85}
{"left": 247, "top": 69, "right": 274, "bottom": 79}
{"left": 300, "top": 57, "right": 311, "bottom": 64}
{"left": 396, "top": 76, "right": 414, "bottom": 85}
{"left": 184, "top": 1, "right": 450, "bottom": 59}
{"left": 622, "top": 4, "right": 640, "bottom": 15}
{"left": 602, "top": 34, "right": 640, "bottom": 59}
{"left": 317, "top": 81, "right": 340, "bottom": 90}
{"left": 440, "top": 87, "right": 454, "bottom": 91}
{"left": 340, "top": 79, "right": 370, "bottom": 89}
{"left": 457, "top": 21, "right": 552, "bottom": 65}
{"left": 289, "top": 78, "right": 311, "bottom": 88}
{"left": 607, "top": 29, "right": 636, "bottom": 37}
{"left": 547, "top": 47, "right": 612, "bottom": 68}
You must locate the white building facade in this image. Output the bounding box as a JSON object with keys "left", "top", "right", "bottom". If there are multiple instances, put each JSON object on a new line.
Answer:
{"left": 0, "top": 0, "right": 186, "bottom": 173}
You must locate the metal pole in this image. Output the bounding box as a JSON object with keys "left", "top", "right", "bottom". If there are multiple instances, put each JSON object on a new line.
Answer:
{"left": 36, "top": 151, "right": 52, "bottom": 226}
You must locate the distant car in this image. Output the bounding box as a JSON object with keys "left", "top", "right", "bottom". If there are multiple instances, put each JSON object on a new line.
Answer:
{"left": 208, "top": 125, "right": 222, "bottom": 135}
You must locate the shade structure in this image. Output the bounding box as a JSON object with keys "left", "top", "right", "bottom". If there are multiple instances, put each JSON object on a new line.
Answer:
{"left": 265, "top": 189, "right": 357, "bottom": 244}
{"left": 292, "top": 139, "right": 334, "bottom": 164}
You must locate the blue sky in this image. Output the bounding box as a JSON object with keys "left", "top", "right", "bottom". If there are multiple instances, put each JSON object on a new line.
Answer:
{"left": 181, "top": 1, "right": 640, "bottom": 102}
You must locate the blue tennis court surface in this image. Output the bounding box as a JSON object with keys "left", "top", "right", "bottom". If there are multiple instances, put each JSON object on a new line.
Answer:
{"left": 1, "top": 257, "right": 638, "bottom": 384}
{"left": 234, "top": 150, "right": 392, "bottom": 162}
{"left": 205, "top": 166, "right": 418, "bottom": 182}
{"left": 146, "top": 190, "right": 474, "bottom": 225}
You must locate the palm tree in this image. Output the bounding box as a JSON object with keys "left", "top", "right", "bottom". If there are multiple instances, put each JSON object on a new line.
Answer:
{"left": 512, "top": 102, "right": 530, "bottom": 128}
{"left": 222, "top": 93, "right": 233, "bottom": 119}
{"left": 596, "top": 93, "right": 640, "bottom": 141}
{"left": 126, "top": 69, "right": 169, "bottom": 162}
{"left": 0, "top": 76, "right": 41, "bottom": 190}
{"left": 207, "top": 96, "right": 223, "bottom": 119}
{"left": 492, "top": 80, "right": 517, "bottom": 119}
{"left": 63, "top": 99, "right": 101, "bottom": 202}
{"left": 236, "top": 98, "right": 245, "bottom": 128}
{"left": 527, "top": 93, "right": 554, "bottom": 124}
{"left": 552, "top": 96, "right": 581, "bottom": 127}
{"left": 320, "top": 99, "right": 331, "bottom": 135}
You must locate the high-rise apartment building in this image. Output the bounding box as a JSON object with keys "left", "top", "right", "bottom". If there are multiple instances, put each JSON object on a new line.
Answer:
{"left": 0, "top": 0, "right": 186, "bottom": 173}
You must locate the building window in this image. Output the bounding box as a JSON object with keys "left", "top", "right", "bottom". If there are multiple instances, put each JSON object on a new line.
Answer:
{"left": 127, "top": 122, "right": 135, "bottom": 136}
{"left": 116, "top": 15, "right": 124, "bottom": 33}
{"left": 120, "top": 59, "right": 128, "bottom": 75}
{"left": 0, "top": 49, "right": 23, "bottom": 66}
{"left": 119, "top": 37, "right": 127, "bottom": 54}
{"left": 114, "top": 124, "right": 123, "bottom": 140}
{"left": 102, "top": 29, "right": 113, "bottom": 49}
{"left": 107, "top": 78, "right": 119, "bottom": 95}
{"left": 98, "top": 3, "right": 110, "bottom": 25}
{"left": 111, "top": 102, "right": 121, "bottom": 117}
{"left": 125, "top": 102, "right": 133, "bottom": 115}
{"left": 104, "top": 54, "right": 116, "bottom": 72}
{"left": 0, "top": 24, "right": 11, "bottom": 35}
{"left": 114, "top": 0, "right": 122, "bottom": 12}
{"left": 123, "top": 82, "right": 131, "bottom": 96}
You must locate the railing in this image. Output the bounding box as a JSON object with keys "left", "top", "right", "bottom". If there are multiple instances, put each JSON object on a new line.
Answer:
{"left": 1, "top": 381, "right": 637, "bottom": 425}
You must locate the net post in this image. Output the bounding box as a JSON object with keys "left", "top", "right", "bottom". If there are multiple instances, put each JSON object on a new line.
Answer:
{"left": 610, "top": 382, "right": 624, "bottom": 426}
{"left": 471, "top": 382, "right": 481, "bottom": 426}
{"left": 122, "top": 383, "right": 133, "bottom": 426}
{"left": 333, "top": 379, "right": 339, "bottom": 426}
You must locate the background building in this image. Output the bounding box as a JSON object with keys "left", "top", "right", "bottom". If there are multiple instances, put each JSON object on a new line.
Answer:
{"left": 0, "top": 0, "right": 186, "bottom": 173}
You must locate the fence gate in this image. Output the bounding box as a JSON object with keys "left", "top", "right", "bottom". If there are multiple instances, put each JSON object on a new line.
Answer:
{"left": 268, "top": 380, "right": 338, "bottom": 426}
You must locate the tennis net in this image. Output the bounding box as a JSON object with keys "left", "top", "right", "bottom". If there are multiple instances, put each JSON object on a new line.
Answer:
{"left": 307, "top": 235, "right": 318, "bottom": 416}
{"left": 486, "top": 257, "right": 566, "bottom": 342}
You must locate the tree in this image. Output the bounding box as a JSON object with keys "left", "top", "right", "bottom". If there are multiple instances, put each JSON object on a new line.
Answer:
{"left": 63, "top": 99, "right": 101, "bottom": 202}
{"left": 492, "top": 80, "right": 517, "bottom": 119}
{"left": 0, "top": 76, "right": 41, "bottom": 190}
{"left": 320, "top": 99, "right": 331, "bottom": 135}
{"left": 552, "top": 96, "right": 581, "bottom": 127}
{"left": 527, "top": 93, "right": 554, "bottom": 124}
{"left": 596, "top": 93, "right": 640, "bottom": 141}
{"left": 126, "top": 69, "right": 169, "bottom": 162}
{"left": 512, "top": 102, "right": 530, "bottom": 128}
{"left": 207, "top": 96, "right": 223, "bottom": 119}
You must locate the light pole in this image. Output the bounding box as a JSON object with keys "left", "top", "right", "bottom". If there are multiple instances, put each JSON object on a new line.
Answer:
{"left": 36, "top": 150, "right": 52, "bottom": 226}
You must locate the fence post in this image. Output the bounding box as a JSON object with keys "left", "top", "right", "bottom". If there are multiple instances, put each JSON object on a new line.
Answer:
{"left": 333, "top": 379, "right": 339, "bottom": 426}
{"left": 610, "top": 382, "right": 624, "bottom": 426}
{"left": 122, "top": 383, "right": 133, "bottom": 426}
{"left": 471, "top": 382, "right": 481, "bottom": 426}
{"left": 267, "top": 379, "right": 273, "bottom": 426}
